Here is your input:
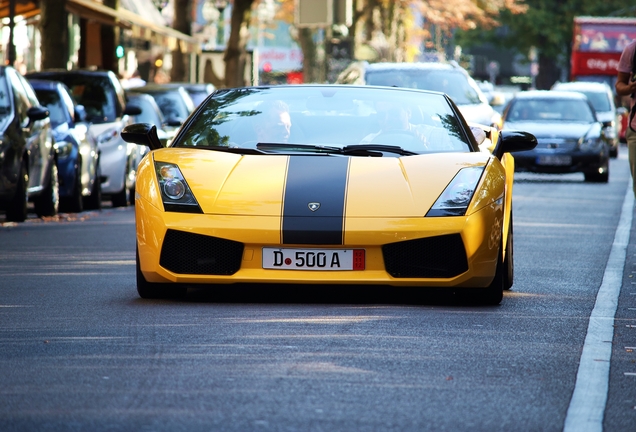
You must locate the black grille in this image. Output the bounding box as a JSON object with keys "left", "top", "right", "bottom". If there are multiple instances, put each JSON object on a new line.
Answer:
{"left": 382, "top": 234, "right": 468, "bottom": 278}
{"left": 160, "top": 229, "right": 244, "bottom": 275}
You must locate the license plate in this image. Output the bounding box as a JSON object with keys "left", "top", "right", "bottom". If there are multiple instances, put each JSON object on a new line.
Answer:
{"left": 536, "top": 155, "right": 572, "bottom": 166}
{"left": 262, "top": 248, "right": 365, "bottom": 270}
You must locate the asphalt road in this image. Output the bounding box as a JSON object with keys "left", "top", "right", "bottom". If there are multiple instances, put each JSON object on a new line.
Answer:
{"left": 1, "top": 150, "right": 635, "bottom": 431}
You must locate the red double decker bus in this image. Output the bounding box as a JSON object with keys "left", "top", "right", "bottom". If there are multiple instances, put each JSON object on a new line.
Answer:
{"left": 571, "top": 16, "right": 636, "bottom": 85}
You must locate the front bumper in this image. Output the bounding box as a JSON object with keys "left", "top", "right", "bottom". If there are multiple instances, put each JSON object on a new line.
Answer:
{"left": 135, "top": 196, "right": 505, "bottom": 289}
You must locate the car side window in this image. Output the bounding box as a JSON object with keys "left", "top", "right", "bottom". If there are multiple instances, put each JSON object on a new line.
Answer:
{"left": 6, "top": 68, "right": 30, "bottom": 126}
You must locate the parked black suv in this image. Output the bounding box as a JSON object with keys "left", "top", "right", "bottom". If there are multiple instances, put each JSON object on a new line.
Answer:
{"left": 0, "top": 66, "right": 58, "bottom": 222}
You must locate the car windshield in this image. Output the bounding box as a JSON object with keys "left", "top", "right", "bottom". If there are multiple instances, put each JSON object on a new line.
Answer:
{"left": 34, "top": 89, "right": 70, "bottom": 127}
{"left": 36, "top": 75, "right": 119, "bottom": 123}
{"left": 576, "top": 91, "right": 611, "bottom": 112}
{"left": 506, "top": 98, "right": 595, "bottom": 122}
{"left": 364, "top": 69, "right": 483, "bottom": 105}
{"left": 147, "top": 90, "right": 192, "bottom": 121}
{"left": 128, "top": 97, "right": 164, "bottom": 125}
{"left": 175, "top": 86, "right": 472, "bottom": 154}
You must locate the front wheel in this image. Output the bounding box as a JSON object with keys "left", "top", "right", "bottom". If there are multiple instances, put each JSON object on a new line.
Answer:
{"left": 61, "top": 165, "right": 83, "bottom": 213}
{"left": 136, "top": 247, "right": 187, "bottom": 299}
{"left": 34, "top": 162, "right": 59, "bottom": 218}
{"left": 83, "top": 160, "right": 102, "bottom": 211}
{"left": 5, "top": 162, "right": 28, "bottom": 222}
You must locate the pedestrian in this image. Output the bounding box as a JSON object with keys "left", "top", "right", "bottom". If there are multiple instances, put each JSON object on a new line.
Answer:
{"left": 616, "top": 36, "right": 636, "bottom": 197}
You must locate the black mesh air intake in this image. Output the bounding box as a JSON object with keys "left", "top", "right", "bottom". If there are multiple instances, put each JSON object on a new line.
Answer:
{"left": 160, "top": 229, "right": 244, "bottom": 275}
{"left": 382, "top": 234, "right": 468, "bottom": 278}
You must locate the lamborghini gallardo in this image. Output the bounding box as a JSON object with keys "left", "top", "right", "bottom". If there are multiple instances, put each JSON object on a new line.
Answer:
{"left": 121, "top": 85, "right": 537, "bottom": 304}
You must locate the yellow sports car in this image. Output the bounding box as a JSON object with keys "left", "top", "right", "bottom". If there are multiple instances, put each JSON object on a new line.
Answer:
{"left": 121, "top": 85, "right": 536, "bottom": 304}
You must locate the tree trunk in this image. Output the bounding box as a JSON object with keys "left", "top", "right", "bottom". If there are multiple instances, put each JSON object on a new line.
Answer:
{"left": 299, "top": 27, "right": 320, "bottom": 84}
{"left": 536, "top": 53, "right": 561, "bottom": 90}
{"left": 171, "top": 0, "right": 192, "bottom": 82}
{"left": 101, "top": 0, "right": 119, "bottom": 73}
{"left": 39, "top": 0, "right": 69, "bottom": 70}
{"left": 224, "top": 0, "right": 254, "bottom": 88}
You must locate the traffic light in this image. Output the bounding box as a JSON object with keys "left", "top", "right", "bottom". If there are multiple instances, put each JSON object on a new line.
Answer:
{"left": 115, "top": 45, "right": 125, "bottom": 59}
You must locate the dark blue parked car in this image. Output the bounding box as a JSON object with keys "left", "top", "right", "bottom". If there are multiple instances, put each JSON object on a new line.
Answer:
{"left": 28, "top": 79, "right": 101, "bottom": 212}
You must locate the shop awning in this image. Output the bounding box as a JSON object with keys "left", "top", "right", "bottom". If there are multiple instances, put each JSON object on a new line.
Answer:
{"left": 0, "top": 0, "right": 38, "bottom": 19}
{"left": 0, "top": 0, "right": 199, "bottom": 53}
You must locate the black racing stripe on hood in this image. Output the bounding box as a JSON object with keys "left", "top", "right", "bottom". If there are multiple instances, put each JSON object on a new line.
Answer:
{"left": 282, "top": 156, "right": 349, "bottom": 245}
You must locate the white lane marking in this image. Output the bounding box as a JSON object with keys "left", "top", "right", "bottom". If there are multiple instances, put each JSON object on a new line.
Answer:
{"left": 563, "top": 184, "right": 634, "bottom": 432}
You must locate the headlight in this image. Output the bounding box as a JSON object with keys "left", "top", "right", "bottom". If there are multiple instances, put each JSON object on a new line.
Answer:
{"left": 578, "top": 135, "right": 603, "bottom": 151}
{"left": 426, "top": 166, "right": 485, "bottom": 217}
{"left": 54, "top": 140, "right": 73, "bottom": 158}
{"left": 602, "top": 126, "right": 616, "bottom": 140}
{"left": 154, "top": 161, "right": 202, "bottom": 213}
{"left": 95, "top": 128, "right": 118, "bottom": 145}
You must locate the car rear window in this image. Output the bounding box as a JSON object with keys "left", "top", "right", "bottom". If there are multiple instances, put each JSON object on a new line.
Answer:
{"left": 34, "top": 89, "right": 71, "bottom": 127}
{"left": 31, "top": 74, "right": 120, "bottom": 124}
{"left": 365, "top": 69, "right": 483, "bottom": 105}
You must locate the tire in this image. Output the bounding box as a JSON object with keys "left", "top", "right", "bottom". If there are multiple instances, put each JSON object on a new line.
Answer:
{"left": 136, "top": 247, "right": 187, "bottom": 299}
{"left": 33, "top": 162, "right": 59, "bottom": 218}
{"left": 61, "top": 166, "right": 83, "bottom": 213}
{"left": 5, "top": 162, "right": 28, "bottom": 222}
{"left": 479, "top": 240, "right": 505, "bottom": 305}
{"left": 610, "top": 145, "right": 618, "bottom": 158}
{"left": 111, "top": 166, "right": 130, "bottom": 208}
{"left": 83, "top": 161, "right": 102, "bottom": 211}
{"left": 504, "top": 212, "right": 514, "bottom": 290}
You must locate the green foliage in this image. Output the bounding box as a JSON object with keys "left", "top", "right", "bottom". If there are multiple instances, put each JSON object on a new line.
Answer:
{"left": 455, "top": 0, "right": 632, "bottom": 67}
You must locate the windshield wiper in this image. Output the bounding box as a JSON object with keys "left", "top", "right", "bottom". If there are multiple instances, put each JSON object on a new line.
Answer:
{"left": 200, "top": 146, "right": 266, "bottom": 155}
{"left": 341, "top": 144, "right": 419, "bottom": 156}
{"left": 256, "top": 143, "right": 343, "bottom": 153}
{"left": 256, "top": 143, "right": 418, "bottom": 157}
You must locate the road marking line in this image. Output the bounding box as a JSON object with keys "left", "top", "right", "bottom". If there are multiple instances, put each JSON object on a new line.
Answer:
{"left": 564, "top": 183, "right": 633, "bottom": 432}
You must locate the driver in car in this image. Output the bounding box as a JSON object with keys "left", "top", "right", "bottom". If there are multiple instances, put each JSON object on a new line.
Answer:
{"left": 360, "top": 102, "right": 430, "bottom": 149}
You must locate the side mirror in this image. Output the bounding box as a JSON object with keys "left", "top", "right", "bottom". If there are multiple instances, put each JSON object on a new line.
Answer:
{"left": 492, "top": 130, "right": 537, "bottom": 160}
{"left": 617, "top": 107, "right": 629, "bottom": 116}
{"left": 27, "top": 106, "right": 49, "bottom": 121}
{"left": 121, "top": 123, "right": 163, "bottom": 151}
{"left": 74, "top": 104, "right": 87, "bottom": 123}
{"left": 124, "top": 104, "right": 142, "bottom": 116}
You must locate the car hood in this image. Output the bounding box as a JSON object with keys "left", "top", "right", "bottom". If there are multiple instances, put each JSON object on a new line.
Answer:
{"left": 502, "top": 121, "right": 594, "bottom": 139}
{"left": 147, "top": 149, "right": 502, "bottom": 218}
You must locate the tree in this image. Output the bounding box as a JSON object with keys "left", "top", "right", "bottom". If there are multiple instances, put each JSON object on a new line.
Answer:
{"left": 102, "top": 0, "right": 120, "bottom": 73}
{"left": 455, "top": 0, "right": 629, "bottom": 89}
{"left": 225, "top": 0, "right": 256, "bottom": 87}
{"left": 171, "top": 0, "right": 193, "bottom": 82}
{"left": 39, "top": 0, "right": 69, "bottom": 70}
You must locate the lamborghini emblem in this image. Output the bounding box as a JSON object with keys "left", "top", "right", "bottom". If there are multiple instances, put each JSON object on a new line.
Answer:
{"left": 308, "top": 202, "right": 321, "bottom": 212}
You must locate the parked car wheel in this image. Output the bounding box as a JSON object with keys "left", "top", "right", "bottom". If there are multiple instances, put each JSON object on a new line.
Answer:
{"left": 33, "top": 163, "right": 59, "bottom": 218}
{"left": 5, "top": 162, "right": 28, "bottom": 222}
{"left": 83, "top": 161, "right": 102, "bottom": 211}
{"left": 111, "top": 175, "right": 130, "bottom": 208}
{"left": 61, "top": 165, "right": 83, "bottom": 213}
